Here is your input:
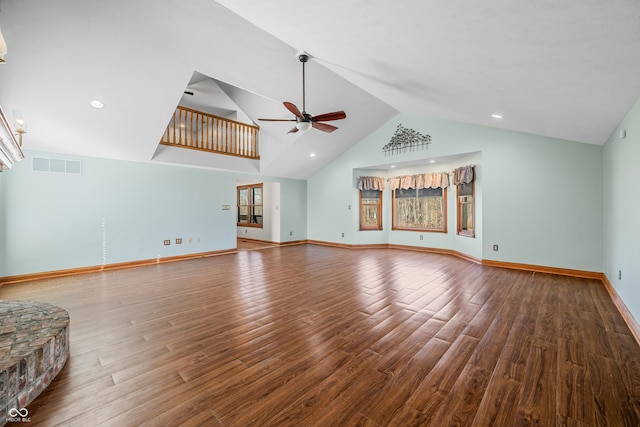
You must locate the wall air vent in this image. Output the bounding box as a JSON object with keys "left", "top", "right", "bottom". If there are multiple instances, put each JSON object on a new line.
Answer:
{"left": 32, "top": 157, "right": 82, "bottom": 175}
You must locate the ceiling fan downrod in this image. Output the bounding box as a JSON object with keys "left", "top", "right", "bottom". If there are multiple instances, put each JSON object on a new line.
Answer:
{"left": 299, "top": 53, "right": 309, "bottom": 115}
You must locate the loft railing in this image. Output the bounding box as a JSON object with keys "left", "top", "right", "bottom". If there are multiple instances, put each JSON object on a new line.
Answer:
{"left": 160, "top": 106, "right": 260, "bottom": 160}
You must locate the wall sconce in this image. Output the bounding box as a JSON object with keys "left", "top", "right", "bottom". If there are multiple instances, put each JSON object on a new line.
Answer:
{"left": 0, "top": 23, "right": 7, "bottom": 63}
{"left": 0, "top": 106, "right": 24, "bottom": 171}
{"left": 13, "top": 110, "right": 27, "bottom": 146}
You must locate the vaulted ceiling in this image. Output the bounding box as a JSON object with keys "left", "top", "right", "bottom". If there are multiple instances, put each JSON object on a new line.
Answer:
{"left": 1, "top": 0, "right": 639, "bottom": 179}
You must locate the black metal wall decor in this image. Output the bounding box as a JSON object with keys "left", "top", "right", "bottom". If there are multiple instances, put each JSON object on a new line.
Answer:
{"left": 382, "top": 124, "right": 431, "bottom": 155}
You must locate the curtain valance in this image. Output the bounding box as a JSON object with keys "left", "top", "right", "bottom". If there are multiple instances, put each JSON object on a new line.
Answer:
{"left": 358, "top": 176, "right": 385, "bottom": 191}
{"left": 388, "top": 172, "right": 449, "bottom": 190}
{"left": 452, "top": 165, "right": 474, "bottom": 185}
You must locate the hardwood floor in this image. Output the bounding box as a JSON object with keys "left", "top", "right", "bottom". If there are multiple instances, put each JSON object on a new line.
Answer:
{"left": 1, "top": 245, "right": 639, "bottom": 426}
{"left": 236, "top": 238, "right": 279, "bottom": 252}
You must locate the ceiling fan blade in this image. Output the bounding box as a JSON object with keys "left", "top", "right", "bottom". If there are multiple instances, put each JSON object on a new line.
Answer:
{"left": 288, "top": 126, "right": 299, "bottom": 134}
{"left": 312, "top": 111, "right": 346, "bottom": 122}
{"left": 283, "top": 102, "right": 304, "bottom": 119}
{"left": 258, "top": 118, "right": 296, "bottom": 122}
{"left": 312, "top": 122, "right": 338, "bottom": 133}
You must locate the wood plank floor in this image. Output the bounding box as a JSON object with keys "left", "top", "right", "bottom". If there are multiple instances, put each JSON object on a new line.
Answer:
{"left": 1, "top": 245, "right": 639, "bottom": 426}
{"left": 236, "top": 238, "right": 279, "bottom": 252}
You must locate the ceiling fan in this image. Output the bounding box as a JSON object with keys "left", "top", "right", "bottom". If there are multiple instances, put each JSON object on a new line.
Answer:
{"left": 259, "top": 53, "right": 346, "bottom": 133}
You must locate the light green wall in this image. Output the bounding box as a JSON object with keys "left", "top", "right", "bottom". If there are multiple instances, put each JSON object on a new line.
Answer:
{"left": 2, "top": 108, "right": 636, "bottom": 324}
{"left": 309, "top": 114, "right": 603, "bottom": 272}
{"left": 0, "top": 172, "right": 6, "bottom": 274}
{"left": 0, "top": 150, "right": 306, "bottom": 277}
{"left": 604, "top": 97, "right": 640, "bottom": 323}
{"left": 351, "top": 151, "right": 482, "bottom": 259}
{"left": 235, "top": 175, "right": 307, "bottom": 243}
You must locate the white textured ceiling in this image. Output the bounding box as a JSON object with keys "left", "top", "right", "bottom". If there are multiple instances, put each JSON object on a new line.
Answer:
{"left": 1, "top": 0, "right": 639, "bottom": 179}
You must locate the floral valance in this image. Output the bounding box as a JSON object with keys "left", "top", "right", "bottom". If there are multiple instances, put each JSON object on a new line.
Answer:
{"left": 452, "top": 165, "right": 475, "bottom": 185}
{"left": 389, "top": 172, "right": 449, "bottom": 190}
{"left": 358, "top": 176, "right": 385, "bottom": 191}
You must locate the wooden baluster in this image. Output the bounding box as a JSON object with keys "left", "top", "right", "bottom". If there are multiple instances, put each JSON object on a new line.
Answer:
{"left": 195, "top": 112, "right": 199, "bottom": 148}
{"left": 230, "top": 122, "right": 234, "bottom": 155}
{"left": 225, "top": 119, "right": 228, "bottom": 153}
{"left": 161, "top": 106, "right": 260, "bottom": 158}
{"left": 190, "top": 110, "right": 194, "bottom": 146}
{"left": 201, "top": 113, "right": 205, "bottom": 149}
{"left": 172, "top": 110, "right": 177, "bottom": 145}
{"left": 183, "top": 108, "right": 188, "bottom": 146}
{"left": 199, "top": 114, "right": 203, "bottom": 149}
{"left": 216, "top": 118, "right": 219, "bottom": 152}
{"left": 253, "top": 128, "right": 257, "bottom": 158}
{"left": 229, "top": 121, "right": 233, "bottom": 154}
{"left": 204, "top": 115, "right": 208, "bottom": 150}
{"left": 217, "top": 117, "right": 221, "bottom": 152}
{"left": 187, "top": 111, "right": 194, "bottom": 147}
{"left": 211, "top": 117, "right": 218, "bottom": 151}
{"left": 239, "top": 124, "right": 243, "bottom": 156}
{"left": 178, "top": 111, "right": 182, "bottom": 145}
{"left": 184, "top": 108, "right": 188, "bottom": 146}
{"left": 225, "top": 119, "right": 227, "bottom": 153}
{"left": 172, "top": 109, "right": 176, "bottom": 145}
{"left": 247, "top": 126, "right": 251, "bottom": 157}
{"left": 176, "top": 109, "right": 180, "bottom": 145}
{"left": 179, "top": 109, "right": 184, "bottom": 146}
{"left": 198, "top": 113, "right": 203, "bottom": 149}
{"left": 217, "top": 117, "right": 221, "bottom": 153}
{"left": 243, "top": 125, "right": 247, "bottom": 156}
{"left": 188, "top": 110, "right": 193, "bottom": 147}
{"left": 205, "top": 115, "right": 209, "bottom": 150}
{"left": 222, "top": 119, "right": 226, "bottom": 153}
{"left": 182, "top": 109, "right": 187, "bottom": 146}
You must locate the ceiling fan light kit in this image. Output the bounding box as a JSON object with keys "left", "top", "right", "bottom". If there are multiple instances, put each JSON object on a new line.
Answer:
{"left": 296, "top": 121, "right": 312, "bottom": 132}
{"left": 259, "top": 52, "right": 346, "bottom": 134}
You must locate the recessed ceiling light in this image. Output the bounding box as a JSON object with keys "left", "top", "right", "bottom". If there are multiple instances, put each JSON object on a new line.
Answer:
{"left": 430, "top": 160, "right": 435, "bottom": 163}
{"left": 309, "top": 153, "right": 316, "bottom": 158}
{"left": 491, "top": 113, "right": 503, "bottom": 119}
{"left": 390, "top": 165, "right": 395, "bottom": 168}
{"left": 90, "top": 100, "right": 104, "bottom": 109}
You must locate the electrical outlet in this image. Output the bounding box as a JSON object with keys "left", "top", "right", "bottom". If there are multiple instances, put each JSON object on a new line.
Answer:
{"left": 493, "top": 244, "right": 499, "bottom": 251}
{"left": 289, "top": 231, "right": 293, "bottom": 236}
{"left": 164, "top": 240, "right": 170, "bottom": 246}
{"left": 341, "top": 232, "right": 345, "bottom": 238}
{"left": 176, "top": 238, "right": 182, "bottom": 244}
{"left": 619, "top": 270, "right": 622, "bottom": 280}
{"left": 419, "top": 235, "right": 423, "bottom": 240}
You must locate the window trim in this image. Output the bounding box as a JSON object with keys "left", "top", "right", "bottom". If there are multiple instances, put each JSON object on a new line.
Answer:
{"left": 237, "top": 183, "right": 263, "bottom": 228}
{"left": 359, "top": 189, "right": 383, "bottom": 231}
{"left": 456, "top": 181, "right": 475, "bottom": 237}
{"left": 391, "top": 186, "right": 447, "bottom": 233}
